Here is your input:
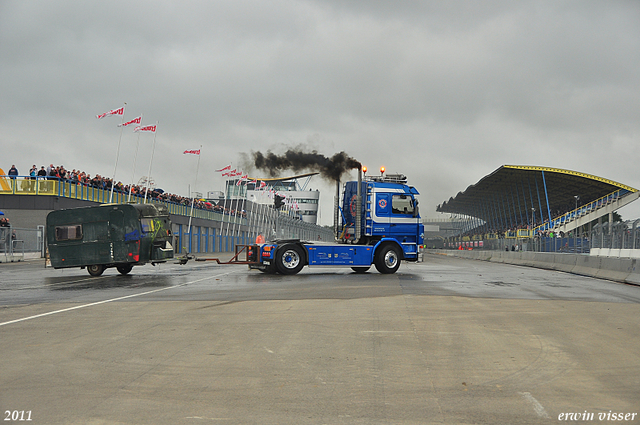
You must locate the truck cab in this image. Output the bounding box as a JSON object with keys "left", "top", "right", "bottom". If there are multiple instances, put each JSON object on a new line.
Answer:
{"left": 252, "top": 171, "right": 424, "bottom": 275}
{"left": 340, "top": 173, "right": 423, "bottom": 260}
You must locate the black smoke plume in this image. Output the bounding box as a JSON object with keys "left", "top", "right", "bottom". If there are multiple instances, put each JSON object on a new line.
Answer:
{"left": 252, "top": 148, "right": 361, "bottom": 181}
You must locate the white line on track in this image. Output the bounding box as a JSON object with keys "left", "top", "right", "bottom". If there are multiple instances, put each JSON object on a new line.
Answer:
{"left": 0, "top": 269, "right": 240, "bottom": 327}
{"left": 518, "top": 392, "right": 550, "bottom": 419}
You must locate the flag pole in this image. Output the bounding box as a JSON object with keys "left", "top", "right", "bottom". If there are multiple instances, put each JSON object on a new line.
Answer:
{"left": 215, "top": 165, "right": 232, "bottom": 251}
{"left": 143, "top": 121, "right": 159, "bottom": 204}
{"left": 110, "top": 102, "right": 126, "bottom": 203}
{"left": 223, "top": 167, "right": 234, "bottom": 249}
{"left": 128, "top": 114, "right": 143, "bottom": 203}
{"left": 247, "top": 182, "right": 258, "bottom": 242}
{"left": 232, "top": 177, "right": 247, "bottom": 243}
{"left": 260, "top": 186, "right": 269, "bottom": 238}
{"left": 230, "top": 180, "right": 239, "bottom": 245}
{"left": 224, "top": 170, "right": 241, "bottom": 247}
{"left": 187, "top": 145, "right": 202, "bottom": 253}
{"left": 219, "top": 167, "right": 229, "bottom": 251}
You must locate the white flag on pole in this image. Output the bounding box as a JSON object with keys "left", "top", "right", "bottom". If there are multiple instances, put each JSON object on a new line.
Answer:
{"left": 118, "top": 116, "right": 142, "bottom": 127}
{"left": 96, "top": 106, "right": 124, "bottom": 119}
{"left": 134, "top": 124, "right": 157, "bottom": 133}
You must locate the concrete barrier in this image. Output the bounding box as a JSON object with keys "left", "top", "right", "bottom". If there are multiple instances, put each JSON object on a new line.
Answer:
{"left": 426, "top": 249, "right": 640, "bottom": 286}
{"left": 590, "top": 248, "right": 640, "bottom": 259}
{"left": 596, "top": 257, "right": 635, "bottom": 282}
{"left": 572, "top": 255, "right": 602, "bottom": 278}
{"left": 626, "top": 261, "right": 640, "bottom": 285}
{"left": 551, "top": 253, "right": 578, "bottom": 273}
{"left": 619, "top": 249, "right": 632, "bottom": 258}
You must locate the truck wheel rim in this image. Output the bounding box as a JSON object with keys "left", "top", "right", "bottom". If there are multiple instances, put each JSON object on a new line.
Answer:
{"left": 384, "top": 251, "right": 397, "bottom": 268}
{"left": 282, "top": 250, "right": 300, "bottom": 269}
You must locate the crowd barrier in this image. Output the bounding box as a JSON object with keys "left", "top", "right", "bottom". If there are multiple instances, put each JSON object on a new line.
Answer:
{"left": 0, "top": 176, "right": 335, "bottom": 255}
{"left": 428, "top": 249, "right": 640, "bottom": 286}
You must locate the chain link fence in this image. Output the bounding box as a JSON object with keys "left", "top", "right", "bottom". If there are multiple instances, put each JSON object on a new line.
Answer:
{"left": 0, "top": 226, "right": 44, "bottom": 262}
{"left": 444, "top": 219, "right": 640, "bottom": 254}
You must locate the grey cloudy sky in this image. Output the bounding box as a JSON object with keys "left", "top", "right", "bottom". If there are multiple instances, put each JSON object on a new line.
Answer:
{"left": 2, "top": 0, "right": 639, "bottom": 224}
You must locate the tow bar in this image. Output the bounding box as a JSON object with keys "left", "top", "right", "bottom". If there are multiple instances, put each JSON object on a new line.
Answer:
{"left": 193, "top": 244, "right": 259, "bottom": 265}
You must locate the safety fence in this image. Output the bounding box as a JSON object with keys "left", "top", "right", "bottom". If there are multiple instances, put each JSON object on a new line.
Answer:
{"left": 443, "top": 219, "right": 640, "bottom": 255}
{"left": 0, "top": 226, "right": 43, "bottom": 262}
{"left": 0, "top": 176, "right": 247, "bottom": 223}
{"left": 174, "top": 203, "right": 334, "bottom": 255}
{"left": 1, "top": 176, "right": 334, "bottom": 256}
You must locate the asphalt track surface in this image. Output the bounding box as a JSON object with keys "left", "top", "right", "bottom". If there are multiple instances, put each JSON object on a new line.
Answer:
{"left": 1, "top": 254, "right": 639, "bottom": 424}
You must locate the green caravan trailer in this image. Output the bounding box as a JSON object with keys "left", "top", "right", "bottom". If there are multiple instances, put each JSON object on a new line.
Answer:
{"left": 46, "top": 203, "right": 174, "bottom": 276}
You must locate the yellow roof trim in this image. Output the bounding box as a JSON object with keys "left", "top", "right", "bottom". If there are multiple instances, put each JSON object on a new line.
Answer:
{"left": 503, "top": 165, "right": 638, "bottom": 193}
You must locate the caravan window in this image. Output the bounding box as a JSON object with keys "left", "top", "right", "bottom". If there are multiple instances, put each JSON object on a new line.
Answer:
{"left": 141, "top": 218, "right": 156, "bottom": 235}
{"left": 55, "top": 225, "right": 83, "bottom": 241}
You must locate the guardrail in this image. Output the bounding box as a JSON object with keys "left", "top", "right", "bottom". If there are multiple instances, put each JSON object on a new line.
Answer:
{"left": 1, "top": 176, "right": 335, "bottom": 253}
{"left": 533, "top": 189, "right": 630, "bottom": 233}
{"left": 0, "top": 175, "right": 247, "bottom": 224}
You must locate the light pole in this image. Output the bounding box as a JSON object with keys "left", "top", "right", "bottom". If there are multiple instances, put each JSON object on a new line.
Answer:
{"left": 532, "top": 208, "right": 536, "bottom": 252}
{"left": 531, "top": 207, "right": 535, "bottom": 230}
{"left": 574, "top": 195, "right": 580, "bottom": 252}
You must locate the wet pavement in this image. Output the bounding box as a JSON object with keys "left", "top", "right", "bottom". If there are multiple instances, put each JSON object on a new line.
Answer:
{"left": 1, "top": 254, "right": 639, "bottom": 424}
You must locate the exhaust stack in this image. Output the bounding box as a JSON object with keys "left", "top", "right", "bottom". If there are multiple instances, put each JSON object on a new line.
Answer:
{"left": 334, "top": 179, "right": 340, "bottom": 240}
{"left": 355, "top": 167, "right": 362, "bottom": 243}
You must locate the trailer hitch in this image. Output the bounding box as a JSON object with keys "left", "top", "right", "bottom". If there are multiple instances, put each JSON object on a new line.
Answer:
{"left": 174, "top": 253, "right": 195, "bottom": 265}
{"left": 193, "top": 244, "right": 259, "bottom": 265}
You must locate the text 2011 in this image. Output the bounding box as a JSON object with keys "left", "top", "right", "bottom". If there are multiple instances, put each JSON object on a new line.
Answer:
{"left": 4, "top": 411, "right": 32, "bottom": 421}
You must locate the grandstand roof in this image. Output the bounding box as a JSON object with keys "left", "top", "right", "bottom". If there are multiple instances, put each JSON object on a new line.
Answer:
{"left": 436, "top": 165, "right": 637, "bottom": 221}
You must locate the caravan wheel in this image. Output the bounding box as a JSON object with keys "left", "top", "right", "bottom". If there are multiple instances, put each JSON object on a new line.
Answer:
{"left": 117, "top": 264, "right": 134, "bottom": 275}
{"left": 87, "top": 264, "right": 105, "bottom": 277}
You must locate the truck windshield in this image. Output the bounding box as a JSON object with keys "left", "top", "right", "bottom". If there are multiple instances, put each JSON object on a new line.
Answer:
{"left": 392, "top": 194, "right": 414, "bottom": 215}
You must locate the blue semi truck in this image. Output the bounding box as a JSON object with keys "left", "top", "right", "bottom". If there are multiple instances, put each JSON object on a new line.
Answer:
{"left": 246, "top": 168, "right": 424, "bottom": 274}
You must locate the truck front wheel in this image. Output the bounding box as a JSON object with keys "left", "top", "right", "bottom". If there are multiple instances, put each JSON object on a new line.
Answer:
{"left": 87, "top": 264, "right": 105, "bottom": 277}
{"left": 276, "top": 244, "right": 305, "bottom": 275}
{"left": 374, "top": 245, "right": 401, "bottom": 274}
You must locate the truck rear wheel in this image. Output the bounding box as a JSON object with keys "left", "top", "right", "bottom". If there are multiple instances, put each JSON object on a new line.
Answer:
{"left": 275, "top": 244, "right": 305, "bottom": 275}
{"left": 87, "top": 264, "right": 105, "bottom": 277}
{"left": 374, "top": 245, "right": 401, "bottom": 274}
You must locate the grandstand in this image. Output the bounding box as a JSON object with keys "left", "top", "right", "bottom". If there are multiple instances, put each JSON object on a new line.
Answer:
{"left": 437, "top": 165, "right": 640, "bottom": 248}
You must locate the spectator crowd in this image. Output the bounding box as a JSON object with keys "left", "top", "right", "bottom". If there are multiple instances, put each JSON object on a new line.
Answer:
{"left": 3, "top": 163, "right": 247, "bottom": 218}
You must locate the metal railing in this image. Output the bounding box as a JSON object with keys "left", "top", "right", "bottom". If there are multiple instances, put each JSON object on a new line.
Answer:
{"left": 1, "top": 176, "right": 335, "bottom": 255}
{"left": 444, "top": 219, "right": 640, "bottom": 254}
{"left": 533, "top": 189, "right": 631, "bottom": 233}
{"left": 0, "top": 176, "right": 249, "bottom": 224}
